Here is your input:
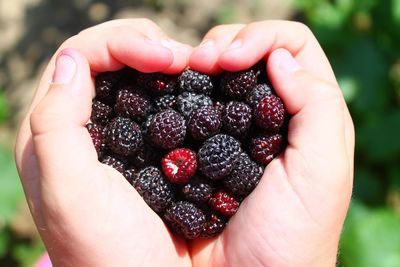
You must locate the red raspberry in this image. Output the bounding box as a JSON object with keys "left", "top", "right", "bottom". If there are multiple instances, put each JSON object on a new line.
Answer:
{"left": 254, "top": 95, "right": 286, "bottom": 131}
{"left": 161, "top": 148, "right": 197, "bottom": 184}
{"left": 209, "top": 190, "right": 239, "bottom": 217}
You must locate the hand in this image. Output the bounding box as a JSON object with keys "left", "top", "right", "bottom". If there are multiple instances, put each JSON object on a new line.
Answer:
{"left": 189, "top": 21, "right": 354, "bottom": 267}
{"left": 15, "top": 19, "right": 193, "bottom": 267}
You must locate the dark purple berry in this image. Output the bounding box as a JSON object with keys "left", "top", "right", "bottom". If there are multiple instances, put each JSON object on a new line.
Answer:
{"left": 209, "top": 190, "right": 239, "bottom": 217}
{"left": 220, "top": 69, "right": 257, "bottom": 100}
{"left": 106, "top": 117, "right": 142, "bottom": 156}
{"left": 254, "top": 95, "right": 286, "bottom": 131}
{"left": 95, "top": 71, "right": 121, "bottom": 100}
{"left": 86, "top": 123, "right": 106, "bottom": 157}
{"left": 178, "top": 69, "right": 215, "bottom": 95}
{"left": 91, "top": 100, "right": 113, "bottom": 125}
{"left": 114, "top": 89, "right": 153, "bottom": 122}
{"left": 201, "top": 212, "right": 226, "bottom": 238}
{"left": 188, "top": 106, "right": 221, "bottom": 141}
{"left": 245, "top": 84, "right": 273, "bottom": 108}
{"left": 123, "top": 168, "right": 137, "bottom": 184}
{"left": 149, "top": 110, "right": 186, "bottom": 149}
{"left": 136, "top": 73, "right": 177, "bottom": 95}
{"left": 101, "top": 155, "right": 127, "bottom": 173}
{"left": 249, "top": 133, "right": 284, "bottom": 166}
{"left": 154, "top": 94, "right": 177, "bottom": 112}
{"left": 222, "top": 101, "right": 252, "bottom": 138}
{"left": 182, "top": 175, "right": 214, "bottom": 204}
{"left": 176, "top": 92, "right": 213, "bottom": 118}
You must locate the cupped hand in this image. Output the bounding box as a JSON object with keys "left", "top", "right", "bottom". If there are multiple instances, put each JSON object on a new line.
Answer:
{"left": 189, "top": 21, "right": 354, "bottom": 267}
{"left": 15, "top": 19, "right": 193, "bottom": 267}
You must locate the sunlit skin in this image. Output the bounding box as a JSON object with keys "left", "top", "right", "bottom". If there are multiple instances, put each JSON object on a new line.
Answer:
{"left": 15, "top": 19, "right": 354, "bottom": 267}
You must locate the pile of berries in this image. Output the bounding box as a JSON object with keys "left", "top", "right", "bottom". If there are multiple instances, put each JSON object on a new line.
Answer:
{"left": 86, "top": 64, "right": 288, "bottom": 239}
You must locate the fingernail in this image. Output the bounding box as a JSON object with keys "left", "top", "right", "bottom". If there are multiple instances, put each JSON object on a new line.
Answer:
{"left": 161, "top": 39, "right": 180, "bottom": 50}
{"left": 226, "top": 39, "right": 243, "bottom": 51}
{"left": 278, "top": 50, "right": 301, "bottom": 74}
{"left": 52, "top": 52, "right": 76, "bottom": 84}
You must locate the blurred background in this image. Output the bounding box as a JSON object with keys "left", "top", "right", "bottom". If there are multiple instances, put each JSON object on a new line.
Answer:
{"left": 1, "top": 0, "right": 400, "bottom": 266}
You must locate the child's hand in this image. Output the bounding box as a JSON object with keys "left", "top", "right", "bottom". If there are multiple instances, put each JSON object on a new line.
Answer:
{"left": 189, "top": 21, "right": 354, "bottom": 267}
{"left": 15, "top": 19, "right": 193, "bottom": 267}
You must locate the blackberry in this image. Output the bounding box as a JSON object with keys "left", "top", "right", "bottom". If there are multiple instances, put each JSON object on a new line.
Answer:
{"left": 136, "top": 72, "right": 177, "bottom": 95}
{"left": 133, "top": 166, "right": 174, "bottom": 213}
{"left": 213, "top": 101, "right": 225, "bottom": 115}
{"left": 149, "top": 110, "right": 186, "bottom": 149}
{"left": 245, "top": 84, "right": 273, "bottom": 108}
{"left": 86, "top": 123, "right": 106, "bottom": 157}
{"left": 209, "top": 190, "right": 239, "bottom": 217}
{"left": 201, "top": 212, "right": 226, "bottom": 238}
{"left": 154, "top": 94, "right": 177, "bottom": 112}
{"left": 101, "top": 155, "right": 127, "bottom": 173}
{"left": 164, "top": 201, "right": 206, "bottom": 239}
{"left": 176, "top": 92, "right": 213, "bottom": 118}
{"left": 182, "top": 175, "right": 214, "bottom": 204}
{"left": 224, "top": 153, "right": 264, "bottom": 196}
{"left": 254, "top": 95, "right": 286, "bottom": 131}
{"left": 123, "top": 168, "right": 137, "bottom": 184}
{"left": 106, "top": 117, "right": 142, "bottom": 156}
{"left": 222, "top": 101, "right": 252, "bottom": 138}
{"left": 129, "top": 143, "right": 162, "bottom": 168}
{"left": 114, "top": 89, "right": 153, "bottom": 122}
{"left": 141, "top": 114, "right": 154, "bottom": 140}
{"left": 249, "top": 133, "right": 284, "bottom": 166}
{"left": 198, "top": 134, "right": 242, "bottom": 180}
{"left": 91, "top": 100, "right": 113, "bottom": 125}
{"left": 178, "top": 69, "right": 215, "bottom": 95}
{"left": 95, "top": 71, "right": 121, "bottom": 100}
{"left": 220, "top": 69, "right": 257, "bottom": 100}
{"left": 188, "top": 106, "right": 221, "bottom": 141}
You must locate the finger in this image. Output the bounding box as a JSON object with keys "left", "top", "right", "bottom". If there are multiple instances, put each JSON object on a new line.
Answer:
{"left": 189, "top": 24, "right": 245, "bottom": 74}
{"left": 219, "top": 20, "right": 337, "bottom": 84}
{"left": 29, "top": 49, "right": 100, "bottom": 203}
{"left": 268, "top": 48, "right": 351, "bottom": 191}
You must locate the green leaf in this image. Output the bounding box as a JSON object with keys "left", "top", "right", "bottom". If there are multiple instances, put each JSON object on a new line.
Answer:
{"left": 0, "top": 230, "right": 10, "bottom": 258}
{"left": 0, "top": 146, "right": 24, "bottom": 223}
{"left": 0, "top": 92, "right": 10, "bottom": 124}
{"left": 13, "top": 240, "right": 46, "bottom": 267}
{"left": 340, "top": 202, "right": 400, "bottom": 267}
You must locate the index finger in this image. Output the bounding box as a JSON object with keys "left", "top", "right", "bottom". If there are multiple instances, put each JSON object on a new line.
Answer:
{"left": 218, "top": 20, "right": 337, "bottom": 84}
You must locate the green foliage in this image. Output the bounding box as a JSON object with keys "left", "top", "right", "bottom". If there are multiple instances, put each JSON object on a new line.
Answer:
{"left": 0, "top": 91, "right": 10, "bottom": 123}
{"left": 295, "top": 0, "right": 400, "bottom": 266}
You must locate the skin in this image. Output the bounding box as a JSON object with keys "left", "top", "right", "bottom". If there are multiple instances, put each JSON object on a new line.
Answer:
{"left": 15, "top": 19, "right": 354, "bottom": 267}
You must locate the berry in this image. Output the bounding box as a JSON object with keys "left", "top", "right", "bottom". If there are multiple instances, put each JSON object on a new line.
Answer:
{"left": 209, "top": 190, "right": 239, "bottom": 217}
{"left": 164, "top": 201, "right": 206, "bottom": 239}
{"left": 224, "top": 153, "right": 264, "bottom": 196}
{"left": 136, "top": 72, "right": 177, "bottom": 95}
{"left": 220, "top": 69, "right": 257, "bottom": 100}
{"left": 114, "top": 89, "right": 153, "bottom": 122}
{"left": 201, "top": 212, "right": 226, "bottom": 238}
{"left": 188, "top": 106, "right": 221, "bottom": 141}
{"left": 161, "top": 148, "right": 198, "bottom": 184}
{"left": 130, "top": 143, "right": 162, "bottom": 168}
{"left": 178, "top": 69, "right": 215, "bottom": 95}
{"left": 91, "top": 100, "right": 113, "bottom": 125}
{"left": 149, "top": 110, "right": 186, "bottom": 149}
{"left": 106, "top": 117, "right": 143, "bottom": 156}
{"left": 222, "top": 101, "right": 252, "bottom": 138}
{"left": 86, "top": 123, "right": 106, "bottom": 157}
{"left": 101, "top": 155, "right": 127, "bottom": 173}
{"left": 182, "top": 175, "right": 214, "bottom": 204}
{"left": 123, "top": 168, "right": 137, "bottom": 184}
{"left": 245, "top": 83, "right": 273, "bottom": 108}
{"left": 154, "top": 94, "right": 177, "bottom": 112}
{"left": 213, "top": 101, "right": 225, "bottom": 115}
{"left": 95, "top": 71, "right": 121, "bottom": 100}
{"left": 198, "top": 134, "right": 242, "bottom": 180}
{"left": 254, "top": 95, "right": 286, "bottom": 131}
{"left": 176, "top": 92, "right": 213, "bottom": 118}
{"left": 133, "top": 166, "right": 174, "bottom": 213}
{"left": 249, "top": 133, "right": 284, "bottom": 166}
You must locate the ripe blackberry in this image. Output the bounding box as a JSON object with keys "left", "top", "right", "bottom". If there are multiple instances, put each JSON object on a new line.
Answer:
{"left": 86, "top": 123, "right": 106, "bottom": 157}
{"left": 161, "top": 148, "right": 198, "bottom": 184}
{"left": 123, "top": 168, "right": 137, "bottom": 184}
{"left": 201, "top": 212, "right": 226, "bottom": 238}
{"left": 188, "top": 106, "right": 221, "bottom": 141}
{"left": 224, "top": 153, "right": 264, "bottom": 196}
{"left": 149, "top": 110, "right": 186, "bottom": 150}
{"left": 91, "top": 100, "right": 113, "bottom": 125}
{"left": 95, "top": 71, "right": 121, "bottom": 100}
{"left": 209, "top": 190, "right": 239, "bottom": 217}
{"left": 182, "top": 175, "right": 214, "bottom": 204}
{"left": 254, "top": 95, "right": 286, "bottom": 131}
{"left": 213, "top": 101, "right": 225, "bottom": 115}
{"left": 129, "top": 143, "right": 162, "bottom": 168}
{"left": 222, "top": 101, "right": 252, "bottom": 138}
{"left": 220, "top": 69, "right": 257, "bottom": 100}
{"left": 245, "top": 84, "right": 273, "bottom": 108}
{"left": 133, "top": 166, "right": 174, "bottom": 213}
{"left": 101, "top": 155, "right": 127, "bottom": 173}
{"left": 198, "top": 134, "right": 242, "bottom": 180}
{"left": 114, "top": 89, "right": 153, "bottom": 122}
{"left": 136, "top": 72, "right": 177, "bottom": 95}
{"left": 154, "top": 94, "right": 177, "bottom": 112}
{"left": 106, "top": 117, "right": 143, "bottom": 156}
{"left": 164, "top": 201, "right": 206, "bottom": 239}
{"left": 176, "top": 92, "right": 213, "bottom": 118}
{"left": 178, "top": 69, "right": 215, "bottom": 95}
{"left": 249, "top": 133, "right": 284, "bottom": 166}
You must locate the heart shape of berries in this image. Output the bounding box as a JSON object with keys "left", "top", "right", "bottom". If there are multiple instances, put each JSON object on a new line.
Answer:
{"left": 86, "top": 63, "right": 288, "bottom": 239}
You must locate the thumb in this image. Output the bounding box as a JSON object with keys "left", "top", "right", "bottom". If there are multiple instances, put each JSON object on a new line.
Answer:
{"left": 30, "top": 49, "right": 100, "bottom": 201}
